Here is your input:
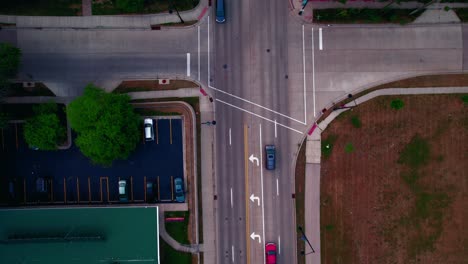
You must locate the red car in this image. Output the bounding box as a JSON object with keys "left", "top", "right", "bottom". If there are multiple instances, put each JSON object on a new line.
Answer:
{"left": 265, "top": 243, "right": 277, "bottom": 264}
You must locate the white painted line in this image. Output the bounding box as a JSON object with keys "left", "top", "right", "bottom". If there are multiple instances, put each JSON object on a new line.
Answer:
{"left": 207, "top": 16, "right": 210, "bottom": 85}
{"left": 312, "top": 28, "right": 316, "bottom": 117}
{"left": 230, "top": 187, "right": 233, "bottom": 208}
{"left": 278, "top": 236, "right": 281, "bottom": 255}
{"left": 198, "top": 26, "right": 200, "bottom": 81}
{"left": 302, "top": 25, "right": 307, "bottom": 124}
{"left": 216, "top": 99, "right": 304, "bottom": 134}
{"left": 276, "top": 178, "right": 279, "bottom": 196}
{"left": 186, "top": 53, "right": 191, "bottom": 77}
{"left": 319, "top": 28, "right": 323, "bottom": 50}
{"left": 229, "top": 128, "right": 232, "bottom": 146}
{"left": 274, "top": 120, "right": 277, "bottom": 138}
{"left": 260, "top": 124, "right": 266, "bottom": 264}
{"left": 209, "top": 85, "right": 306, "bottom": 125}
{"left": 232, "top": 245, "right": 234, "bottom": 263}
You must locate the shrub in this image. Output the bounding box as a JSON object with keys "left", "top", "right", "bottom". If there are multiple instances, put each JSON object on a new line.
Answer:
{"left": 116, "top": 0, "right": 144, "bottom": 13}
{"left": 398, "top": 134, "right": 430, "bottom": 168}
{"left": 350, "top": 115, "right": 362, "bottom": 128}
{"left": 391, "top": 99, "right": 404, "bottom": 110}
{"left": 345, "top": 143, "right": 354, "bottom": 153}
{"left": 462, "top": 95, "right": 468, "bottom": 104}
{"left": 0, "top": 43, "right": 21, "bottom": 78}
{"left": 322, "top": 134, "right": 338, "bottom": 158}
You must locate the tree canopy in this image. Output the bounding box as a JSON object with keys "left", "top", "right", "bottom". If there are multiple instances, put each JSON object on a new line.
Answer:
{"left": 0, "top": 42, "right": 22, "bottom": 79}
{"left": 67, "top": 84, "right": 140, "bottom": 166}
{"left": 24, "top": 102, "right": 66, "bottom": 151}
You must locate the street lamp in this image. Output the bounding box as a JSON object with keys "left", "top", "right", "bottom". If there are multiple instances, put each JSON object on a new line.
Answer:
{"left": 298, "top": 0, "right": 310, "bottom": 16}
{"left": 169, "top": 0, "right": 185, "bottom": 23}
{"left": 298, "top": 226, "right": 315, "bottom": 255}
{"left": 202, "top": 120, "right": 216, "bottom": 126}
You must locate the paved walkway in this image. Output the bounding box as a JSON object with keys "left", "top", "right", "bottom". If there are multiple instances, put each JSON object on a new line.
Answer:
{"left": 304, "top": 86, "right": 468, "bottom": 264}
{"left": 0, "top": 0, "right": 209, "bottom": 29}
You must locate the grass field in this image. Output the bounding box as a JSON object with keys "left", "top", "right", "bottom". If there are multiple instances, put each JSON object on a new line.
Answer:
{"left": 320, "top": 94, "right": 468, "bottom": 263}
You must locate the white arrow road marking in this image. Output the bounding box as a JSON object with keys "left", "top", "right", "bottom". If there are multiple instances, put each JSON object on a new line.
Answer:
{"left": 249, "top": 194, "right": 260, "bottom": 206}
{"left": 249, "top": 154, "right": 259, "bottom": 166}
{"left": 250, "top": 232, "right": 261, "bottom": 243}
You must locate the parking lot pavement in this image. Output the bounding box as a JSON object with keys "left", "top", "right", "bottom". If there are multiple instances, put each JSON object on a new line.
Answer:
{"left": 0, "top": 117, "right": 185, "bottom": 205}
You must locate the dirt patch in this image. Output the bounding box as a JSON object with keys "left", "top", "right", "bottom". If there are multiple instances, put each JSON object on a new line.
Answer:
{"left": 114, "top": 80, "right": 198, "bottom": 93}
{"left": 320, "top": 94, "right": 468, "bottom": 264}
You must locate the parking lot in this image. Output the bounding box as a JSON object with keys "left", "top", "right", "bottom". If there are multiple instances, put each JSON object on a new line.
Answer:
{"left": 0, "top": 117, "right": 185, "bottom": 205}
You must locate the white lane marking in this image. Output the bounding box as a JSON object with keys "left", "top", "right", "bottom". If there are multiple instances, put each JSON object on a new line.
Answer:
{"left": 216, "top": 99, "right": 304, "bottom": 134}
{"left": 209, "top": 85, "right": 306, "bottom": 125}
{"left": 274, "top": 119, "right": 277, "bottom": 138}
{"left": 232, "top": 245, "right": 234, "bottom": 263}
{"left": 230, "top": 188, "right": 233, "bottom": 208}
{"left": 186, "top": 53, "right": 191, "bottom": 76}
{"left": 319, "top": 27, "right": 323, "bottom": 50}
{"left": 229, "top": 128, "right": 232, "bottom": 146}
{"left": 302, "top": 24, "right": 307, "bottom": 124}
{"left": 208, "top": 16, "right": 210, "bottom": 84}
{"left": 260, "top": 124, "right": 266, "bottom": 264}
{"left": 276, "top": 178, "right": 279, "bottom": 196}
{"left": 279, "top": 236, "right": 281, "bottom": 255}
{"left": 312, "top": 28, "right": 316, "bottom": 117}
{"left": 198, "top": 26, "right": 200, "bottom": 81}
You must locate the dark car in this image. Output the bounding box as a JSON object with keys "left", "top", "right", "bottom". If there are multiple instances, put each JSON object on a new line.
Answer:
{"left": 265, "top": 243, "right": 277, "bottom": 264}
{"left": 146, "top": 181, "right": 154, "bottom": 202}
{"left": 35, "top": 177, "right": 52, "bottom": 202}
{"left": 265, "top": 145, "right": 276, "bottom": 170}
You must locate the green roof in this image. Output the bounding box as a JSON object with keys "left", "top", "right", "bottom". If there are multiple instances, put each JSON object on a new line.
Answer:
{"left": 0, "top": 206, "right": 159, "bottom": 264}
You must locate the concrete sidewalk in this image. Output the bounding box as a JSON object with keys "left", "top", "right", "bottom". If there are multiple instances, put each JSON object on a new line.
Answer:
{"left": 304, "top": 86, "right": 468, "bottom": 264}
{"left": 0, "top": 0, "right": 210, "bottom": 29}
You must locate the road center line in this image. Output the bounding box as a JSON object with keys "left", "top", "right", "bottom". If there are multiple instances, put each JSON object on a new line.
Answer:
{"left": 312, "top": 28, "right": 316, "bottom": 117}
{"left": 230, "top": 187, "right": 233, "bottom": 208}
{"left": 276, "top": 178, "right": 279, "bottom": 196}
{"left": 216, "top": 99, "right": 304, "bottom": 134}
{"left": 319, "top": 27, "right": 323, "bottom": 50}
{"left": 279, "top": 236, "right": 281, "bottom": 255}
{"left": 302, "top": 25, "right": 307, "bottom": 124}
{"left": 198, "top": 26, "right": 200, "bottom": 81}
{"left": 186, "top": 53, "right": 191, "bottom": 77}
{"left": 232, "top": 245, "right": 234, "bottom": 263}
{"left": 259, "top": 124, "right": 266, "bottom": 264}
{"left": 229, "top": 128, "right": 232, "bottom": 146}
{"left": 244, "top": 125, "right": 251, "bottom": 264}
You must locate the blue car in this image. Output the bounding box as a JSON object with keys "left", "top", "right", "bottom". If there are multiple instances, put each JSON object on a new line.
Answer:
{"left": 216, "top": 0, "right": 225, "bottom": 23}
{"left": 265, "top": 145, "right": 276, "bottom": 170}
{"left": 174, "top": 178, "right": 185, "bottom": 203}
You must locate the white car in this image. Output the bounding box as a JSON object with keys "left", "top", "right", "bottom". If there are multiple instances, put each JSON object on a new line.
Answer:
{"left": 144, "top": 118, "right": 154, "bottom": 141}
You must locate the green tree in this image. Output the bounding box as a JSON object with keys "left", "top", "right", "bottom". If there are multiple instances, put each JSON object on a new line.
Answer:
{"left": 0, "top": 43, "right": 22, "bottom": 78}
{"left": 24, "top": 102, "right": 66, "bottom": 150}
{"left": 67, "top": 84, "right": 140, "bottom": 166}
{"left": 116, "top": 0, "right": 144, "bottom": 13}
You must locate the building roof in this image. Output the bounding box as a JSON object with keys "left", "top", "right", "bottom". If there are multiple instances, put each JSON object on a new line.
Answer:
{"left": 0, "top": 206, "right": 159, "bottom": 264}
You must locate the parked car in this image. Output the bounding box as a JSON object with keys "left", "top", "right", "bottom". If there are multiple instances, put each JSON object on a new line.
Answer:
{"left": 265, "top": 243, "right": 277, "bottom": 264}
{"left": 265, "top": 145, "right": 276, "bottom": 170}
{"left": 35, "top": 177, "right": 52, "bottom": 202}
{"left": 146, "top": 181, "right": 154, "bottom": 202}
{"left": 174, "top": 178, "right": 185, "bottom": 203}
{"left": 144, "top": 118, "right": 154, "bottom": 141}
{"left": 119, "top": 180, "right": 129, "bottom": 202}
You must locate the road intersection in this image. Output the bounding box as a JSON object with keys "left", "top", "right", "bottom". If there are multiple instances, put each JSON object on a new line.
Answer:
{"left": 1, "top": 1, "right": 466, "bottom": 263}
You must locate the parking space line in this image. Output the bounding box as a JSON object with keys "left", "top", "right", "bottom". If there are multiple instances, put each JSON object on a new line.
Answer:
{"left": 171, "top": 176, "right": 174, "bottom": 201}
{"left": 144, "top": 176, "right": 147, "bottom": 202}
{"left": 23, "top": 178, "right": 26, "bottom": 203}
{"left": 106, "top": 178, "right": 109, "bottom": 202}
{"left": 156, "top": 120, "right": 159, "bottom": 144}
{"left": 88, "top": 177, "right": 91, "bottom": 202}
{"left": 51, "top": 180, "right": 54, "bottom": 202}
{"left": 15, "top": 123, "right": 18, "bottom": 150}
{"left": 131, "top": 176, "right": 134, "bottom": 202}
{"left": 63, "top": 177, "right": 67, "bottom": 203}
{"left": 157, "top": 176, "right": 160, "bottom": 201}
{"left": 170, "top": 119, "right": 173, "bottom": 145}
{"left": 77, "top": 178, "right": 80, "bottom": 203}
